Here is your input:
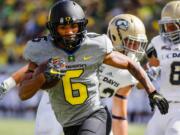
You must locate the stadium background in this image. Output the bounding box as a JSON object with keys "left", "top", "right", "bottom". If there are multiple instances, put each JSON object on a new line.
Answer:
{"left": 0, "top": 0, "right": 171, "bottom": 134}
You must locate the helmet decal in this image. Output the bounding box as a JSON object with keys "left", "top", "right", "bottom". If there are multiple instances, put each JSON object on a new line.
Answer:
{"left": 107, "top": 14, "right": 148, "bottom": 60}
{"left": 115, "top": 19, "right": 129, "bottom": 31}
{"left": 65, "top": 17, "right": 71, "bottom": 24}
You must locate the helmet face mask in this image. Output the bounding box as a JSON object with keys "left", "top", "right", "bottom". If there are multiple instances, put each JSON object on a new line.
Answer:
{"left": 159, "top": 1, "right": 180, "bottom": 44}
{"left": 107, "top": 14, "right": 148, "bottom": 60}
{"left": 123, "top": 35, "right": 148, "bottom": 55}
{"left": 46, "top": 0, "right": 88, "bottom": 53}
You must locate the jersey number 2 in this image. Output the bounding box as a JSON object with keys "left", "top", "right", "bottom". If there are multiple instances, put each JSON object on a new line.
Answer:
{"left": 62, "top": 69, "right": 88, "bottom": 105}
{"left": 170, "top": 61, "right": 180, "bottom": 85}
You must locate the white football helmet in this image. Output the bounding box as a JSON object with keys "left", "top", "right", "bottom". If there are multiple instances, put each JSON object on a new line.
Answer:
{"left": 158, "top": 1, "right": 180, "bottom": 44}
{"left": 107, "top": 14, "right": 148, "bottom": 59}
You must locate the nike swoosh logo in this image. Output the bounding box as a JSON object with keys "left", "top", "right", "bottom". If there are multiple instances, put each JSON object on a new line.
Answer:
{"left": 50, "top": 69, "right": 61, "bottom": 75}
{"left": 83, "top": 56, "right": 92, "bottom": 61}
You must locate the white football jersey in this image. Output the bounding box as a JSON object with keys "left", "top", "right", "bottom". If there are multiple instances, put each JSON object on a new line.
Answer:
{"left": 149, "top": 36, "right": 180, "bottom": 101}
{"left": 99, "top": 64, "right": 138, "bottom": 98}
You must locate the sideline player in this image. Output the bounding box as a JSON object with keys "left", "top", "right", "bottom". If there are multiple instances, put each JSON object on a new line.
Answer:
{"left": 145, "top": 1, "right": 180, "bottom": 135}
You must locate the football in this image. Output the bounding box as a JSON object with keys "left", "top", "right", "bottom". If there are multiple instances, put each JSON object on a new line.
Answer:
{"left": 33, "top": 61, "right": 59, "bottom": 89}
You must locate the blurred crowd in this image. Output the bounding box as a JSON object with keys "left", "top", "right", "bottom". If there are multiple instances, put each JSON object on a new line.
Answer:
{"left": 0, "top": 0, "right": 170, "bottom": 121}
{"left": 0, "top": 0, "right": 172, "bottom": 68}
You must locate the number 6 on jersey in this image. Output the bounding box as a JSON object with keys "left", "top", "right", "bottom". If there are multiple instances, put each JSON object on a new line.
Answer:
{"left": 62, "top": 69, "right": 88, "bottom": 105}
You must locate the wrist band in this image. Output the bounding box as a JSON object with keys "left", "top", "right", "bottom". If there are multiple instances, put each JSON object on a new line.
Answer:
{"left": 2, "top": 77, "right": 16, "bottom": 90}
{"left": 114, "top": 93, "right": 127, "bottom": 99}
{"left": 112, "top": 114, "right": 127, "bottom": 120}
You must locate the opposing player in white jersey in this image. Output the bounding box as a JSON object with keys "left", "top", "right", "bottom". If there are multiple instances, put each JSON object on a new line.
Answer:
{"left": 99, "top": 14, "right": 153, "bottom": 135}
{"left": 145, "top": 1, "right": 180, "bottom": 135}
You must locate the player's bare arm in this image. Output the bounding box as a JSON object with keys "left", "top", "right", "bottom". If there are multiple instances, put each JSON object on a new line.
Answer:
{"left": 104, "top": 51, "right": 155, "bottom": 94}
{"left": 11, "top": 65, "right": 29, "bottom": 84}
{"left": 104, "top": 51, "right": 169, "bottom": 114}
{"left": 0, "top": 64, "right": 29, "bottom": 99}
{"left": 19, "top": 57, "right": 66, "bottom": 100}
{"left": 19, "top": 61, "right": 46, "bottom": 100}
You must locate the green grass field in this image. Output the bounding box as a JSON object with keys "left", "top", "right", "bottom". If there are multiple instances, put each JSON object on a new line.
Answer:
{"left": 0, "top": 118, "right": 146, "bottom": 135}
{"left": 0, "top": 118, "right": 34, "bottom": 135}
{"left": 128, "top": 123, "right": 146, "bottom": 135}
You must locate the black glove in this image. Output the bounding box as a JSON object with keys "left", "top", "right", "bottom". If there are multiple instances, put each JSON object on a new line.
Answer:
{"left": 44, "top": 57, "right": 66, "bottom": 82}
{"left": 148, "top": 91, "right": 169, "bottom": 115}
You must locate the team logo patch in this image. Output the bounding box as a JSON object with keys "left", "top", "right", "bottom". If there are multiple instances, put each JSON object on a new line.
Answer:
{"left": 115, "top": 19, "right": 129, "bottom": 31}
{"left": 161, "top": 45, "right": 171, "bottom": 50}
{"left": 83, "top": 56, "right": 92, "bottom": 61}
{"left": 161, "top": 45, "right": 180, "bottom": 51}
{"left": 105, "top": 72, "right": 113, "bottom": 77}
{"left": 68, "top": 55, "right": 75, "bottom": 62}
{"left": 65, "top": 17, "right": 71, "bottom": 24}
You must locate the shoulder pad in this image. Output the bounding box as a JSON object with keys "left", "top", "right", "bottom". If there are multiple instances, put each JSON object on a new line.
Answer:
{"left": 151, "top": 35, "right": 161, "bottom": 45}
